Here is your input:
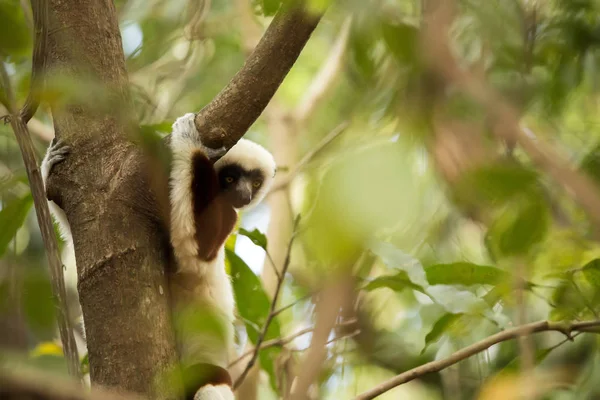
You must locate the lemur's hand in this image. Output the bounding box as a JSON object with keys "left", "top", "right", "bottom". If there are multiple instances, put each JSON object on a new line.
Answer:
{"left": 172, "top": 113, "right": 227, "bottom": 162}
{"left": 41, "top": 139, "right": 71, "bottom": 185}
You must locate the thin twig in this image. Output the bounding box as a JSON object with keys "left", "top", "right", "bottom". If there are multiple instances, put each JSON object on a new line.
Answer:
{"left": 353, "top": 320, "right": 600, "bottom": 400}
{"left": 229, "top": 319, "right": 357, "bottom": 368}
{"left": 0, "top": 62, "right": 81, "bottom": 379}
{"left": 20, "top": 0, "right": 48, "bottom": 123}
{"left": 233, "top": 216, "right": 302, "bottom": 389}
{"left": 291, "top": 329, "right": 360, "bottom": 353}
{"left": 271, "top": 292, "right": 314, "bottom": 319}
{"left": 265, "top": 250, "right": 282, "bottom": 281}
{"left": 269, "top": 121, "right": 348, "bottom": 194}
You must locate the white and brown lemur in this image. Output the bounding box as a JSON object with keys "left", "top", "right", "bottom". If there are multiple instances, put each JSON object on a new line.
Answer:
{"left": 41, "top": 113, "right": 276, "bottom": 400}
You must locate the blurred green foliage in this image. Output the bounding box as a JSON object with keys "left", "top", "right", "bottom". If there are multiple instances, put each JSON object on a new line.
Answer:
{"left": 3, "top": 0, "right": 600, "bottom": 399}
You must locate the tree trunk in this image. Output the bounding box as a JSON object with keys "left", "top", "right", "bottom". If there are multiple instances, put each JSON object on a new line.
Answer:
{"left": 45, "top": 1, "right": 178, "bottom": 397}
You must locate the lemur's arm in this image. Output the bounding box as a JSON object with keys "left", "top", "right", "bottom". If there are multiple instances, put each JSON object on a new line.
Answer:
{"left": 168, "top": 114, "right": 237, "bottom": 274}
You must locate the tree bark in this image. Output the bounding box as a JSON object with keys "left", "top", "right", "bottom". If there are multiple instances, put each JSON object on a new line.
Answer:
{"left": 45, "top": 0, "right": 177, "bottom": 397}
{"left": 44, "top": 1, "right": 321, "bottom": 397}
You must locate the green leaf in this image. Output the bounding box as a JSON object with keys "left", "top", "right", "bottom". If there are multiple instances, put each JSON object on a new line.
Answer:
{"left": 455, "top": 163, "right": 539, "bottom": 207}
{"left": 381, "top": 21, "right": 419, "bottom": 66}
{"left": 22, "top": 270, "right": 56, "bottom": 334}
{"left": 238, "top": 228, "right": 268, "bottom": 250}
{"left": 80, "top": 354, "right": 89, "bottom": 375}
{"left": 0, "top": 1, "right": 31, "bottom": 58}
{"left": 425, "top": 263, "right": 509, "bottom": 286}
{"left": 487, "top": 195, "right": 549, "bottom": 257}
{"left": 370, "top": 242, "right": 428, "bottom": 287}
{"left": 363, "top": 271, "right": 426, "bottom": 293}
{"left": 0, "top": 194, "right": 33, "bottom": 256}
{"left": 581, "top": 259, "right": 600, "bottom": 289}
{"left": 422, "top": 313, "right": 463, "bottom": 354}
{"left": 262, "top": 0, "right": 281, "bottom": 16}
{"left": 227, "top": 249, "right": 280, "bottom": 391}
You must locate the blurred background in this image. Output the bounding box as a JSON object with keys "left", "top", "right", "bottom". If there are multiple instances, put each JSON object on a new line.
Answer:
{"left": 3, "top": 0, "right": 600, "bottom": 399}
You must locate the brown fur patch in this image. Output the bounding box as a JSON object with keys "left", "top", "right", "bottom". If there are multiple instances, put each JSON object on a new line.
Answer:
{"left": 191, "top": 152, "right": 238, "bottom": 261}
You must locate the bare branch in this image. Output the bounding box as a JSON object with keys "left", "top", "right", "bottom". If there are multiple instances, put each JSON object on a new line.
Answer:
{"left": 353, "top": 320, "right": 600, "bottom": 400}
{"left": 294, "top": 17, "right": 352, "bottom": 122}
{"left": 194, "top": 4, "right": 321, "bottom": 149}
{"left": 0, "top": 62, "right": 81, "bottom": 379}
{"left": 233, "top": 216, "right": 301, "bottom": 389}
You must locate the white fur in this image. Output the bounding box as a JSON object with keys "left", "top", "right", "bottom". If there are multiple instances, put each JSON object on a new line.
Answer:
{"left": 214, "top": 138, "right": 276, "bottom": 210}
{"left": 194, "top": 385, "right": 235, "bottom": 400}
{"left": 41, "top": 146, "right": 73, "bottom": 247}
{"left": 168, "top": 113, "right": 275, "bottom": 378}
{"left": 42, "top": 113, "right": 275, "bottom": 398}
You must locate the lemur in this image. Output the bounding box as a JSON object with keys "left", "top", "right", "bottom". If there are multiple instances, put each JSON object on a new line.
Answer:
{"left": 41, "top": 113, "right": 276, "bottom": 400}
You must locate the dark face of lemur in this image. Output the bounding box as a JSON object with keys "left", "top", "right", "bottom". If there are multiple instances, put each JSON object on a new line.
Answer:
{"left": 217, "top": 164, "right": 264, "bottom": 209}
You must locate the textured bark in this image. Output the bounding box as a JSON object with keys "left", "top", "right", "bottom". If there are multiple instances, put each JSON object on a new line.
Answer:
{"left": 45, "top": 0, "right": 177, "bottom": 397}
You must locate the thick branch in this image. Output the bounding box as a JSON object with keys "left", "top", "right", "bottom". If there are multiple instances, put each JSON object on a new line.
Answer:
{"left": 194, "top": 5, "right": 321, "bottom": 149}
{"left": 354, "top": 320, "right": 600, "bottom": 400}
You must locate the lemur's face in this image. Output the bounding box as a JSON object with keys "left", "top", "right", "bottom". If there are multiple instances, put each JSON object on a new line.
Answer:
{"left": 218, "top": 164, "right": 265, "bottom": 209}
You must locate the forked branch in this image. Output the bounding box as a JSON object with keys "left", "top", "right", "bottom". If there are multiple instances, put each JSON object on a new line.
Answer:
{"left": 194, "top": 4, "right": 321, "bottom": 149}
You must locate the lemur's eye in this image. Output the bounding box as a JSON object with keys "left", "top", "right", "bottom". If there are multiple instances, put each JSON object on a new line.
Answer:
{"left": 225, "top": 176, "right": 234, "bottom": 183}
{"left": 253, "top": 181, "right": 262, "bottom": 188}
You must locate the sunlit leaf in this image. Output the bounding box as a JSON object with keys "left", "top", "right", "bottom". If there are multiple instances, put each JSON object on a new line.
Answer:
{"left": 371, "top": 242, "right": 428, "bottom": 287}
{"left": 262, "top": 0, "right": 282, "bottom": 16}
{"left": 0, "top": 194, "right": 33, "bottom": 256}
{"left": 422, "top": 313, "right": 463, "bottom": 354}
{"left": 363, "top": 271, "right": 426, "bottom": 294}
{"left": 238, "top": 228, "right": 268, "bottom": 250}
{"left": 22, "top": 270, "right": 56, "bottom": 334}
{"left": 455, "top": 163, "right": 539, "bottom": 207}
{"left": 30, "top": 341, "right": 63, "bottom": 358}
{"left": 81, "top": 353, "right": 89, "bottom": 375}
{"left": 425, "top": 262, "right": 509, "bottom": 286}
{"left": 381, "top": 21, "right": 419, "bottom": 66}
{"left": 581, "top": 259, "right": 600, "bottom": 289}
{"left": 227, "top": 249, "right": 280, "bottom": 390}
{"left": 487, "top": 195, "right": 549, "bottom": 257}
{"left": 0, "top": 1, "right": 31, "bottom": 58}
{"left": 427, "top": 285, "right": 489, "bottom": 314}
